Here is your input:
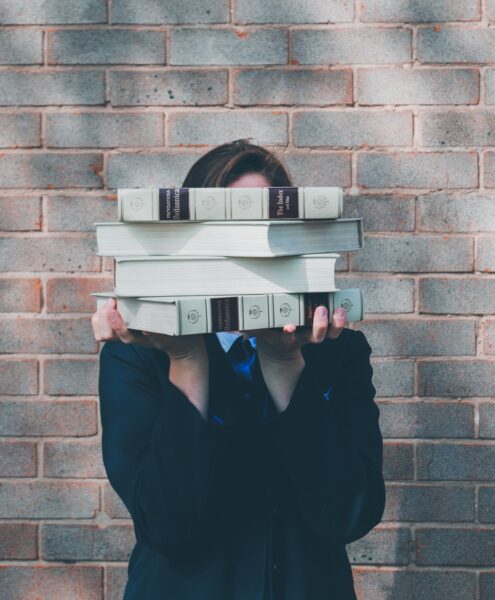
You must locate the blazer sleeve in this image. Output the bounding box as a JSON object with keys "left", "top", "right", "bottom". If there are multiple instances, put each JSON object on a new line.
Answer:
{"left": 252, "top": 329, "right": 386, "bottom": 546}
{"left": 98, "top": 340, "right": 239, "bottom": 556}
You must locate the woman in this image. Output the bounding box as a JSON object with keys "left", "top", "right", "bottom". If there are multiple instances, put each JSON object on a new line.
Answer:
{"left": 92, "top": 139, "right": 386, "bottom": 600}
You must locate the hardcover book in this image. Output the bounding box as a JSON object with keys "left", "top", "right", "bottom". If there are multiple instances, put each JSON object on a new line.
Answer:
{"left": 93, "top": 289, "right": 363, "bottom": 335}
{"left": 118, "top": 186, "right": 343, "bottom": 221}
{"left": 113, "top": 253, "right": 339, "bottom": 297}
{"left": 95, "top": 218, "right": 363, "bottom": 258}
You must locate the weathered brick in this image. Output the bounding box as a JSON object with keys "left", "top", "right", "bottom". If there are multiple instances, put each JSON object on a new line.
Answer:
{"left": 47, "top": 194, "right": 117, "bottom": 231}
{"left": 351, "top": 235, "right": 474, "bottom": 272}
{"left": 416, "top": 528, "right": 495, "bottom": 565}
{"left": 0, "top": 317, "right": 97, "bottom": 354}
{"left": 0, "top": 481, "right": 99, "bottom": 518}
{"left": 479, "top": 403, "right": 495, "bottom": 438}
{"left": 477, "top": 236, "right": 495, "bottom": 272}
{"left": 383, "top": 442, "right": 414, "bottom": 480}
{"left": 378, "top": 401, "right": 473, "bottom": 438}
{"left": 235, "top": 70, "right": 351, "bottom": 105}
{"left": 336, "top": 276, "right": 414, "bottom": 313}
{"left": 489, "top": 0, "right": 495, "bottom": 21}
{"left": 44, "top": 439, "right": 105, "bottom": 478}
{"left": 418, "top": 110, "right": 495, "bottom": 147}
{"left": 46, "top": 112, "right": 164, "bottom": 148}
{"left": 0, "top": 523, "right": 37, "bottom": 559}
{"left": 0, "top": 400, "right": 97, "bottom": 436}
{"left": 106, "top": 567, "right": 128, "bottom": 600}
{"left": 103, "top": 482, "right": 131, "bottom": 519}
{"left": 383, "top": 484, "right": 475, "bottom": 522}
{"left": 171, "top": 29, "right": 287, "bottom": 65}
{"left": 235, "top": 0, "right": 354, "bottom": 23}
{"left": 292, "top": 27, "right": 411, "bottom": 64}
{"left": 108, "top": 152, "right": 199, "bottom": 187}
{"left": 480, "top": 573, "right": 495, "bottom": 600}
{"left": 48, "top": 29, "right": 165, "bottom": 65}
{"left": 0, "top": 441, "right": 37, "bottom": 477}
{"left": 111, "top": 0, "right": 228, "bottom": 24}
{"left": 347, "top": 527, "right": 409, "bottom": 565}
{"left": 483, "top": 151, "right": 495, "bottom": 187}
{"left": 353, "top": 570, "right": 476, "bottom": 600}
{"left": 0, "top": 113, "right": 40, "bottom": 147}
{"left": 360, "top": 319, "right": 475, "bottom": 357}
{"left": 484, "top": 69, "right": 495, "bottom": 104}
{"left": 360, "top": 0, "right": 480, "bottom": 22}
{"left": 418, "top": 193, "right": 495, "bottom": 232}
{"left": 357, "top": 152, "right": 478, "bottom": 188}
{"left": 418, "top": 360, "right": 495, "bottom": 397}
{"left": 110, "top": 70, "right": 227, "bottom": 106}
{"left": 0, "top": 196, "right": 41, "bottom": 231}
{"left": 44, "top": 358, "right": 99, "bottom": 395}
{"left": 47, "top": 276, "right": 112, "bottom": 312}
{"left": 0, "top": 237, "right": 99, "bottom": 272}
{"left": 168, "top": 111, "right": 288, "bottom": 146}
{"left": 294, "top": 110, "right": 412, "bottom": 147}
{"left": 0, "top": 359, "right": 38, "bottom": 394}
{"left": 0, "top": 71, "right": 105, "bottom": 105}
{"left": 343, "top": 194, "right": 415, "bottom": 232}
{"left": 417, "top": 443, "right": 495, "bottom": 480}
{"left": 419, "top": 277, "right": 495, "bottom": 314}
{"left": 479, "top": 487, "right": 495, "bottom": 522}
{"left": 42, "top": 523, "right": 134, "bottom": 561}
{"left": 357, "top": 68, "right": 479, "bottom": 105}
{"left": 0, "top": 29, "right": 42, "bottom": 64}
{"left": 370, "top": 359, "right": 414, "bottom": 397}
{"left": 483, "top": 320, "right": 495, "bottom": 354}
{"left": 0, "top": 566, "right": 102, "bottom": 600}
{"left": 0, "top": 153, "right": 103, "bottom": 188}
{"left": 282, "top": 152, "right": 351, "bottom": 187}
{"left": 0, "top": 0, "right": 107, "bottom": 24}
{"left": 418, "top": 27, "right": 495, "bottom": 63}
{"left": 0, "top": 278, "right": 41, "bottom": 311}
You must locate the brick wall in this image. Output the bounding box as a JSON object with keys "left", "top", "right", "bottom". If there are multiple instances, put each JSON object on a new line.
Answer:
{"left": 0, "top": 1, "right": 494, "bottom": 598}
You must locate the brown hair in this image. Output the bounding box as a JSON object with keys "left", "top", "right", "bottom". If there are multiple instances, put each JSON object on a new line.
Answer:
{"left": 181, "top": 139, "right": 293, "bottom": 188}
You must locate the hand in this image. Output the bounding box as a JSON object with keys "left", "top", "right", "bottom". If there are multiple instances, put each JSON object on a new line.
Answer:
{"left": 246, "top": 305, "right": 347, "bottom": 363}
{"left": 91, "top": 297, "right": 205, "bottom": 360}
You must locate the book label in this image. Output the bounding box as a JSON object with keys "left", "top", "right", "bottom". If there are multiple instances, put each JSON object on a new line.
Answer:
{"left": 211, "top": 297, "right": 240, "bottom": 331}
{"left": 272, "top": 293, "right": 301, "bottom": 327}
{"left": 159, "top": 188, "right": 190, "bottom": 220}
{"left": 268, "top": 187, "right": 299, "bottom": 219}
{"left": 242, "top": 295, "right": 270, "bottom": 329}
{"left": 303, "top": 293, "right": 330, "bottom": 326}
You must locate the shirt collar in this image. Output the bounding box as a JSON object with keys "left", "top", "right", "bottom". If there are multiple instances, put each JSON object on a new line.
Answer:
{"left": 215, "top": 331, "right": 256, "bottom": 353}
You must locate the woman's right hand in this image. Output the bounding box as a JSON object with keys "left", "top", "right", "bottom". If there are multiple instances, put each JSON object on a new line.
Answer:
{"left": 91, "top": 297, "right": 206, "bottom": 360}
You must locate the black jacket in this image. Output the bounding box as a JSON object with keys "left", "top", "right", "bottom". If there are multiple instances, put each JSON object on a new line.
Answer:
{"left": 98, "top": 328, "right": 386, "bottom": 600}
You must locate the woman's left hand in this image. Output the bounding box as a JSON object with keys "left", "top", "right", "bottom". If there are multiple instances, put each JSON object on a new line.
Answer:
{"left": 246, "top": 305, "right": 347, "bottom": 362}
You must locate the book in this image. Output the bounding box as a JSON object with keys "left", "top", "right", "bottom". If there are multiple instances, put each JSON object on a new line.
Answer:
{"left": 118, "top": 186, "right": 343, "bottom": 221}
{"left": 93, "top": 289, "right": 363, "bottom": 335}
{"left": 113, "top": 253, "right": 339, "bottom": 297}
{"left": 95, "top": 218, "right": 363, "bottom": 258}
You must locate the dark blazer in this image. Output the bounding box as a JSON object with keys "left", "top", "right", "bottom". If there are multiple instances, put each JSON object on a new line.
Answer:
{"left": 98, "top": 328, "right": 386, "bottom": 600}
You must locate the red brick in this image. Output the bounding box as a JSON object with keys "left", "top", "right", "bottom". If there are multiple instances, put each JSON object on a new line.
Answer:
{"left": 0, "top": 523, "right": 37, "bottom": 559}
{"left": 46, "top": 276, "right": 113, "bottom": 312}
{"left": 0, "top": 440, "right": 37, "bottom": 477}
{"left": 43, "top": 439, "right": 106, "bottom": 478}
{"left": 44, "top": 358, "right": 99, "bottom": 395}
{"left": 103, "top": 482, "right": 130, "bottom": 519}
{"left": 106, "top": 566, "right": 128, "bottom": 600}
{"left": 482, "top": 319, "right": 495, "bottom": 355}
{"left": 0, "top": 277, "right": 41, "bottom": 311}
{"left": 0, "top": 566, "right": 102, "bottom": 600}
{"left": 0, "top": 196, "right": 41, "bottom": 230}
{"left": 0, "top": 359, "right": 38, "bottom": 394}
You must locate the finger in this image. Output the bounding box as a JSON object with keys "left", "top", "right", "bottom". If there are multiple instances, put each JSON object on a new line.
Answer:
{"left": 282, "top": 323, "right": 297, "bottom": 334}
{"left": 308, "top": 305, "right": 329, "bottom": 344}
{"left": 109, "top": 308, "right": 135, "bottom": 344}
{"left": 328, "top": 306, "right": 346, "bottom": 339}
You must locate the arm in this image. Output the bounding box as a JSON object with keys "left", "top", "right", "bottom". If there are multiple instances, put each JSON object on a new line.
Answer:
{"left": 98, "top": 340, "right": 238, "bottom": 557}
{"left": 253, "top": 330, "right": 386, "bottom": 546}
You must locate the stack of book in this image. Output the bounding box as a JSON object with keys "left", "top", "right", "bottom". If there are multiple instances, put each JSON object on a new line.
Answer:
{"left": 92, "top": 186, "right": 365, "bottom": 335}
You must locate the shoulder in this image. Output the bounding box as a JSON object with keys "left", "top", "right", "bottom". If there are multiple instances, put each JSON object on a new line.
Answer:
{"left": 99, "top": 340, "right": 169, "bottom": 373}
{"left": 302, "top": 327, "right": 372, "bottom": 366}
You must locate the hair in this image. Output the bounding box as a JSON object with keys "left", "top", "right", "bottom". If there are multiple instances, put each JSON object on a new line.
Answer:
{"left": 181, "top": 138, "right": 293, "bottom": 188}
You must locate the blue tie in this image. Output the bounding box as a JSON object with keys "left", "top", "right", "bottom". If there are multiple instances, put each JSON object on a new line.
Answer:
{"left": 228, "top": 335, "right": 256, "bottom": 384}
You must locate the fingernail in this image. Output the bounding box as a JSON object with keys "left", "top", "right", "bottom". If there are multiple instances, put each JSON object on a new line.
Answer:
{"left": 317, "top": 305, "right": 327, "bottom": 318}
{"left": 106, "top": 298, "right": 113, "bottom": 305}
{"left": 336, "top": 307, "right": 346, "bottom": 319}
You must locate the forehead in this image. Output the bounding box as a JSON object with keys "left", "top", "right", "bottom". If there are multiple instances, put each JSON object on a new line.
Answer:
{"left": 228, "top": 172, "right": 272, "bottom": 188}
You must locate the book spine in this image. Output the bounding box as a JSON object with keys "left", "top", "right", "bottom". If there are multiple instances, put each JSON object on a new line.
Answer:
{"left": 118, "top": 187, "right": 343, "bottom": 221}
